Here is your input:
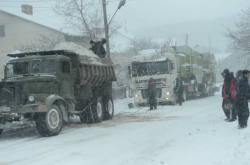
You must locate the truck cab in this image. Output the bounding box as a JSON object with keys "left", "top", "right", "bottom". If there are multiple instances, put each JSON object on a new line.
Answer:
{"left": 131, "top": 49, "right": 178, "bottom": 106}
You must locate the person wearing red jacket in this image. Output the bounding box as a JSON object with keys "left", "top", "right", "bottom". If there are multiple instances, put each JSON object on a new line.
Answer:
{"left": 221, "top": 69, "right": 232, "bottom": 121}
{"left": 227, "top": 72, "right": 237, "bottom": 122}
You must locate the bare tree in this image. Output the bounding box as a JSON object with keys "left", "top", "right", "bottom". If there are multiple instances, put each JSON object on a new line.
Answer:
{"left": 53, "top": 0, "right": 121, "bottom": 39}
{"left": 225, "top": 7, "right": 250, "bottom": 56}
{"left": 123, "top": 36, "right": 163, "bottom": 57}
{"left": 17, "top": 33, "right": 64, "bottom": 52}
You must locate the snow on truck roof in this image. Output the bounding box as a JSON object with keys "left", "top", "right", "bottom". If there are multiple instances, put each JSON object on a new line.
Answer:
{"left": 8, "top": 42, "right": 113, "bottom": 66}
{"left": 52, "top": 42, "right": 96, "bottom": 58}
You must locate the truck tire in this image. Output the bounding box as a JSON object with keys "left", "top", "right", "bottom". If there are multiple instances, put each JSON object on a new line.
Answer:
{"left": 79, "top": 110, "right": 89, "bottom": 124}
{"left": 91, "top": 97, "right": 104, "bottom": 123}
{"left": 182, "top": 90, "right": 187, "bottom": 102}
{"left": 0, "top": 129, "right": 3, "bottom": 135}
{"left": 104, "top": 97, "right": 114, "bottom": 120}
{"left": 171, "top": 94, "right": 178, "bottom": 106}
{"left": 35, "top": 104, "right": 63, "bottom": 136}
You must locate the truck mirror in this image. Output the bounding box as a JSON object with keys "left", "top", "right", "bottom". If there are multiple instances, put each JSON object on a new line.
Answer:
{"left": 128, "top": 66, "right": 131, "bottom": 75}
{"left": 171, "top": 63, "right": 175, "bottom": 69}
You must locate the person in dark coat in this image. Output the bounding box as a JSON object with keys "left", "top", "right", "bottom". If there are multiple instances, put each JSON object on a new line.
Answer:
{"left": 174, "top": 77, "right": 184, "bottom": 106}
{"left": 235, "top": 70, "right": 250, "bottom": 129}
{"left": 89, "top": 38, "right": 107, "bottom": 58}
{"left": 148, "top": 77, "right": 157, "bottom": 110}
{"left": 221, "top": 69, "right": 231, "bottom": 120}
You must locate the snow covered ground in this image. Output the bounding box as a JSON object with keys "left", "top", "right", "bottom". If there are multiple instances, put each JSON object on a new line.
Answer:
{"left": 1, "top": 91, "right": 250, "bottom": 165}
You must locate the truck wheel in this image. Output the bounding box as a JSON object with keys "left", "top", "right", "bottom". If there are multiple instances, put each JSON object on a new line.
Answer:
{"left": 0, "top": 129, "right": 3, "bottom": 135}
{"left": 35, "top": 104, "right": 63, "bottom": 136}
{"left": 182, "top": 90, "right": 187, "bottom": 102}
{"left": 79, "top": 110, "right": 89, "bottom": 124}
{"left": 104, "top": 97, "right": 114, "bottom": 120}
{"left": 91, "top": 97, "right": 104, "bottom": 123}
{"left": 171, "top": 94, "right": 178, "bottom": 106}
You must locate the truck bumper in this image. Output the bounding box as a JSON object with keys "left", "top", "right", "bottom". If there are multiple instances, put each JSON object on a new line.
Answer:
{"left": 0, "top": 104, "right": 48, "bottom": 120}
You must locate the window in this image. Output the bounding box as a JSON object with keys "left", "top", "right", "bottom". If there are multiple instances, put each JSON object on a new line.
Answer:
{"left": 6, "top": 61, "right": 29, "bottom": 77}
{"left": 61, "top": 61, "right": 70, "bottom": 73}
{"left": 0, "top": 26, "right": 5, "bottom": 37}
{"left": 32, "top": 59, "right": 55, "bottom": 74}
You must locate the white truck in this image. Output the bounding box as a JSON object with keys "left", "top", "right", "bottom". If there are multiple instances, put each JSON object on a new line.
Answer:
{"left": 131, "top": 46, "right": 218, "bottom": 106}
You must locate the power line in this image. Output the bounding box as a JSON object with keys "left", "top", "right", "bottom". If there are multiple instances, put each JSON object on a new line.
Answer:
{"left": 0, "top": 0, "right": 56, "bottom": 1}
{"left": 109, "top": 2, "right": 223, "bottom": 43}
{"left": 108, "top": 3, "right": 181, "bottom": 38}
{"left": 0, "top": 6, "right": 52, "bottom": 8}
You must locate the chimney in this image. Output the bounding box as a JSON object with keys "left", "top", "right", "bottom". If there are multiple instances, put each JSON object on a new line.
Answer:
{"left": 21, "top": 4, "right": 33, "bottom": 15}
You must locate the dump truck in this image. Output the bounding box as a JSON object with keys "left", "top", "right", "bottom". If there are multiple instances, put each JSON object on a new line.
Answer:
{"left": 131, "top": 45, "right": 218, "bottom": 106}
{"left": 0, "top": 49, "right": 116, "bottom": 136}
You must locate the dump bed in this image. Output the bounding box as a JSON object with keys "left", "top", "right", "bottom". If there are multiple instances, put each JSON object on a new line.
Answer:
{"left": 7, "top": 49, "right": 117, "bottom": 87}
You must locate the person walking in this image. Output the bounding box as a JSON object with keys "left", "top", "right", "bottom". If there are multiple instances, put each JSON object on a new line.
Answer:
{"left": 147, "top": 77, "right": 157, "bottom": 110}
{"left": 221, "top": 69, "right": 231, "bottom": 121}
{"left": 174, "top": 77, "right": 184, "bottom": 106}
{"left": 235, "top": 70, "right": 250, "bottom": 129}
{"left": 89, "top": 38, "right": 107, "bottom": 58}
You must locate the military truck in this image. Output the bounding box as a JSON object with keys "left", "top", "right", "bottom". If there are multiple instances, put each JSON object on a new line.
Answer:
{"left": 0, "top": 49, "right": 116, "bottom": 136}
{"left": 131, "top": 45, "right": 217, "bottom": 106}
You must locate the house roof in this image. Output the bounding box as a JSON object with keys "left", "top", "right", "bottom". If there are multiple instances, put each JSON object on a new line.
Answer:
{"left": 0, "top": 0, "right": 82, "bottom": 36}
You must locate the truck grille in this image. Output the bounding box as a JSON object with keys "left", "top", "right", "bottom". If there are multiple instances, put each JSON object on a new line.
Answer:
{"left": 0, "top": 87, "right": 16, "bottom": 106}
{"left": 141, "top": 88, "right": 162, "bottom": 99}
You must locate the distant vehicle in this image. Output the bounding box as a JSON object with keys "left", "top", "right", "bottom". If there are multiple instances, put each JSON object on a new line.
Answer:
{"left": 0, "top": 50, "right": 116, "bottom": 136}
{"left": 130, "top": 45, "right": 218, "bottom": 106}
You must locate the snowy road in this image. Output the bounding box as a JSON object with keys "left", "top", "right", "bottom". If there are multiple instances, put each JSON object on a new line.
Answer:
{"left": 1, "top": 92, "right": 250, "bottom": 165}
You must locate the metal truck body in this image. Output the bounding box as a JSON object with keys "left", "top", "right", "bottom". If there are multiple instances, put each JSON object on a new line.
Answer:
{"left": 0, "top": 50, "right": 116, "bottom": 136}
{"left": 131, "top": 46, "right": 217, "bottom": 106}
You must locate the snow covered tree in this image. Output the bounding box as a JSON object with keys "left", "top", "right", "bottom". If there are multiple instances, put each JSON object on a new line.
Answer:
{"left": 123, "top": 36, "right": 163, "bottom": 58}
{"left": 53, "top": 0, "right": 121, "bottom": 39}
{"left": 225, "top": 7, "right": 250, "bottom": 56}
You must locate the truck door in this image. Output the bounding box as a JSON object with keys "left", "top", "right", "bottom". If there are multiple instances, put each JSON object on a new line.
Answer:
{"left": 60, "top": 60, "right": 74, "bottom": 99}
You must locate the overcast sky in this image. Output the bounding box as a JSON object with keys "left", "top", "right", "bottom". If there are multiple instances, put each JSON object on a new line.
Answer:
{"left": 107, "top": 0, "right": 250, "bottom": 52}
{"left": 1, "top": 0, "right": 249, "bottom": 53}
{"left": 107, "top": 0, "right": 250, "bottom": 32}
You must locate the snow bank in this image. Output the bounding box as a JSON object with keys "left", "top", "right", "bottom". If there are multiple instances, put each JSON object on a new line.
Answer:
{"left": 53, "top": 42, "right": 97, "bottom": 58}
{"left": 9, "top": 50, "right": 22, "bottom": 54}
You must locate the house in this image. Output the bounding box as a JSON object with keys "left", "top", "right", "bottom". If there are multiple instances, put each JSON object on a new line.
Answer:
{"left": 0, "top": 1, "right": 90, "bottom": 78}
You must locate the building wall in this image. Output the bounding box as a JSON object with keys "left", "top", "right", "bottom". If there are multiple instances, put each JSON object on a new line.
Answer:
{"left": 0, "top": 11, "right": 65, "bottom": 78}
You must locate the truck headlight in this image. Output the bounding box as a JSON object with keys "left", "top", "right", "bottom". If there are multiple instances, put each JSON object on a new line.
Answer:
{"left": 135, "top": 94, "right": 138, "bottom": 97}
{"left": 28, "top": 95, "right": 35, "bottom": 102}
{"left": 166, "top": 92, "right": 171, "bottom": 95}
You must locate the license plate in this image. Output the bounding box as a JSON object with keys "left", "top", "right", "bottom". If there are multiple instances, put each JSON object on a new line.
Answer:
{"left": 0, "top": 106, "right": 11, "bottom": 112}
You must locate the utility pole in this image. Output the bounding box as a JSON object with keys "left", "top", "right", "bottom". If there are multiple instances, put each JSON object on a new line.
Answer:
{"left": 186, "top": 34, "right": 188, "bottom": 45}
{"left": 102, "top": 0, "right": 111, "bottom": 59}
{"left": 209, "top": 36, "right": 211, "bottom": 53}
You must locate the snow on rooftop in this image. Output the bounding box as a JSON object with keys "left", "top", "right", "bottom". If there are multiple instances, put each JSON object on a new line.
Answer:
{"left": 214, "top": 52, "right": 231, "bottom": 62}
{"left": 0, "top": 0, "right": 82, "bottom": 36}
{"left": 53, "top": 42, "right": 96, "bottom": 58}
{"left": 138, "top": 49, "right": 161, "bottom": 55}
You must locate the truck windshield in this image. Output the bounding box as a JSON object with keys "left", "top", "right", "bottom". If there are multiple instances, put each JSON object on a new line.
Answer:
{"left": 32, "top": 59, "right": 56, "bottom": 74}
{"left": 132, "top": 61, "right": 169, "bottom": 77}
{"left": 6, "top": 61, "right": 29, "bottom": 77}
